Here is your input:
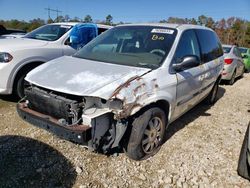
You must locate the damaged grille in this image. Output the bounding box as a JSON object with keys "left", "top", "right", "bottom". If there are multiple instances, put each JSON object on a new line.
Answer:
{"left": 25, "top": 86, "right": 83, "bottom": 125}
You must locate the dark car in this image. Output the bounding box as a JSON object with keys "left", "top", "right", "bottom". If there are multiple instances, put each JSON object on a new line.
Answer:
{"left": 238, "top": 122, "right": 250, "bottom": 180}
{"left": 0, "top": 25, "right": 26, "bottom": 36}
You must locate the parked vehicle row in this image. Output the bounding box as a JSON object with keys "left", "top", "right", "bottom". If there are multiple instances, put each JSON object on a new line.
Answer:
{"left": 0, "top": 22, "right": 112, "bottom": 98}
{"left": 0, "top": 25, "right": 26, "bottom": 37}
{"left": 1, "top": 22, "right": 249, "bottom": 161}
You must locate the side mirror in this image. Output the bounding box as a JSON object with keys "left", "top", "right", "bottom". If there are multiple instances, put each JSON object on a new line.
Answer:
{"left": 64, "top": 38, "right": 71, "bottom": 45}
{"left": 172, "top": 55, "right": 200, "bottom": 72}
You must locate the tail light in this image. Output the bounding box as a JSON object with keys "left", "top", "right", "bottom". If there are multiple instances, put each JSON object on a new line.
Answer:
{"left": 224, "top": 58, "right": 233, "bottom": 64}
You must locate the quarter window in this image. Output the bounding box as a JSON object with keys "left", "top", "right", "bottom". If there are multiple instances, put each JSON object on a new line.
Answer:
{"left": 233, "top": 47, "right": 242, "bottom": 58}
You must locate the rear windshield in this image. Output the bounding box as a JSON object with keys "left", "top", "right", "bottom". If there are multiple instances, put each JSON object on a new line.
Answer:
{"left": 239, "top": 48, "right": 247, "bottom": 54}
{"left": 223, "top": 47, "right": 231, "bottom": 54}
{"left": 74, "top": 26, "right": 177, "bottom": 69}
{"left": 25, "top": 24, "right": 72, "bottom": 41}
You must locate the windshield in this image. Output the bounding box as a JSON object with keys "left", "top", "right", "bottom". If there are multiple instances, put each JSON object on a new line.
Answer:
{"left": 25, "top": 24, "right": 72, "bottom": 41}
{"left": 74, "top": 26, "right": 177, "bottom": 69}
{"left": 223, "top": 47, "right": 231, "bottom": 54}
{"left": 239, "top": 47, "right": 247, "bottom": 54}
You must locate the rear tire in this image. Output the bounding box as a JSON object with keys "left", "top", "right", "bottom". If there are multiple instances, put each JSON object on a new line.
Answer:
{"left": 205, "top": 81, "right": 219, "bottom": 105}
{"left": 125, "top": 107, "right": 166, "bottom": 160}
{"left": 229, "top": 71, "right": 236, "bottom": 85}
{"left": 240, "top": 67, "right": 245, "bottom": 78}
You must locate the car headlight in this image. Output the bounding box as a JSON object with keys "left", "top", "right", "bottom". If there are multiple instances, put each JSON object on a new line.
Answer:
{"left": 0, "top": 52, "right": 13, "bottom": 63}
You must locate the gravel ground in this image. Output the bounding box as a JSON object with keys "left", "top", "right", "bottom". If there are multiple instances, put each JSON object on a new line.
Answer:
{"left": 0, "top": 74, "right": 250, "bottom": 188}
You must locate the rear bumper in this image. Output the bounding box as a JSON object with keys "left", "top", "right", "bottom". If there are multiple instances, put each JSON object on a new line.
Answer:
{"left": 17, "top": 102, "right": 91, "bottom": 145}
{"left": 221, "top": 65, "right": 234, "bottom": 80}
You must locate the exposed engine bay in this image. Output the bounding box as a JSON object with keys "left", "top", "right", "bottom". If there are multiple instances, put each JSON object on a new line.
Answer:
{"left": 19, "top": 86, "right": 128, "bottom": 153}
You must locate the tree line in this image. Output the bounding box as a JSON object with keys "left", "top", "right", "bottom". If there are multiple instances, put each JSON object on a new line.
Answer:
{"left": 160, "top": 15, "right": 250, "bottom": 48}
{"left": 0, "top": 14, "right": 249, "bottom": 48}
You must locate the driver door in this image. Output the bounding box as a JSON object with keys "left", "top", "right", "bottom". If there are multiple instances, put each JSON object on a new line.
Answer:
{"left": 173, "top": 29, "right": 205, "bottom": 118}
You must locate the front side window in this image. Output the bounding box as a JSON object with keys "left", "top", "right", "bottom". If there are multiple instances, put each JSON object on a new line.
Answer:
{"left": 174, "top": 30, "right": 200, "bottom": 63}
{"left": 74, "top": 26, "right": 177, "bottom": 69}
{"left": 25, "top": 24, "right": 72, "bottom": 41}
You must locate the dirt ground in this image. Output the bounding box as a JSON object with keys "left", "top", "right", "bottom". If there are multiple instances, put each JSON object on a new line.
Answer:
{"left": 0, "top": 74, "right": 250, "bottom": 188}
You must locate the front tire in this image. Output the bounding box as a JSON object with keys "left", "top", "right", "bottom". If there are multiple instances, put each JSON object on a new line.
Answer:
{"left": 125, "top": 107, "right": 166, "bottom": 160}
{"left": 14, "top": 73, "right": 30, "bottom": 99}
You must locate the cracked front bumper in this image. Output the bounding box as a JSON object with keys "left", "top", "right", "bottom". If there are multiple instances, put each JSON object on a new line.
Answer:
{"left": 17, "top": 102, "right": 91, "bottom": 145}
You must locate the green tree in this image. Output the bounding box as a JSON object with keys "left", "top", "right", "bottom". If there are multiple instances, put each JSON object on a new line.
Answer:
{"left": 198, "top": 15, "right": 208, "bottom": 26}
{"left": 106, "top": 14, "right": 113, "bottom": 25}
{"left": 55, "top": 16, "right": 65, "bottom": 22}
{"left": 190, "top": 18, "right": 197, "bottom": 25}
{"left": 70, "top": 17, "right": 81, "bottom": 22}
{"left": 47, "top": 18, "right": 54, "bottom": 24}
{"left": 167, "top": 17, "right": 186, "bottom": 24}
{"left": 29, "top": 18, "right": 45, "bottom": 31}
{"left": 64, "top": 15, "right": 70, "bottom": 22}
{"left": 206, "top": 17, "right": 215, "bottom": 29}
{"left": 83, "top": 15, "right": 93, "bottom": 23}
{"left": 244, "top": 22, "right": 250, "bottom": 46}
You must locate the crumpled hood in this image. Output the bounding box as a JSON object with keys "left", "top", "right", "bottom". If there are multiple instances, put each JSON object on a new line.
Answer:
{"left": 0, "top": 38, "right": 48, "bottom": 51}
{"left": 25, "top": 56, "right": 151, "bottom": 99}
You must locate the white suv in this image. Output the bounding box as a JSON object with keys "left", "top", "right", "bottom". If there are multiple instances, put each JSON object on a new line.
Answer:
{"left": 18, "top": 24, "right": 224, "bottom": 160}
{"left": 0, "top": 22, "right": 111, "bottom": 98}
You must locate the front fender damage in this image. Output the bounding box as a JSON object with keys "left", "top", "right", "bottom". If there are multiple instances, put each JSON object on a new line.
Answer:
{"left": 110, "top": 74, "right": 159, "bottom": 119}
{"left": 18, "top": 72, "right": 160, "bottom": 154}
{"left": 83, "top": 73, "right": 160, "bottom": 152}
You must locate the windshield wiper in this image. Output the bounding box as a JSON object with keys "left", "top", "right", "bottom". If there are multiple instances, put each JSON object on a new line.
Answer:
{"left": 25, "top": 36, "right": 37, "bottom": 39}
{"left": 138, "top": 62, "right": 159, "bottom": 69}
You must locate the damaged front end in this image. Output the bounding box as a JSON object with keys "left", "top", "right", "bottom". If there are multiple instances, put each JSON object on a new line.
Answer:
{"left": 17, "top": 86, "right": 128, "bottom": 153}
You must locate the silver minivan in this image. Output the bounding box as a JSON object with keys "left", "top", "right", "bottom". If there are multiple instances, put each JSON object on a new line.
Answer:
{"left": 17, "top": 24, "right": 224, "bottom": 160}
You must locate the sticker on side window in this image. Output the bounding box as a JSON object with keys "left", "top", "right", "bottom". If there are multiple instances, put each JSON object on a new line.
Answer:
{"left": 60, "top": 25, "right": 72, "bottom": 29}
{"left": 151, "top": 28, "right": 174, "bottom": 34}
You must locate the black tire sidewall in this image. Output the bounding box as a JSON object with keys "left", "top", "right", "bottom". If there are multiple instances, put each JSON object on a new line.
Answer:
{"left": 206, "top": 81, "right": 219, "bottom": 105}
{"left": 229, "top": 71, "right": 236, "bottom": 85}
{"left": 126, "top": 107, "right": 166, "bottom": 160}
{"left": 15, "top": 74, "right": 26, "bottom": 99}
{"left": 237, "top": 124, "right": 250, "bottom": 180}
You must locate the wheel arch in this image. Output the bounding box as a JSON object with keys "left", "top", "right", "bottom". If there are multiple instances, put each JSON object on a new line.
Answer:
{"left": 130, "top": 99, "right": 171, "bottom": 124}
{"left": 11, "top": 61, "right": 45, "bottom": 93}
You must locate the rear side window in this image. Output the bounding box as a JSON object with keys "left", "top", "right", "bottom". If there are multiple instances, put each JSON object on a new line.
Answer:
{"left": 195, "top": 29, "right": 223, "bottom": 63}
{"left": 174, "top": 30, "right": 200, "bottom": 63}
{"left": 233, "top": 47, "right": 242, "bottom": 58}
{"left": 223, "top": 47, "right": 231, "bottom": 54}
